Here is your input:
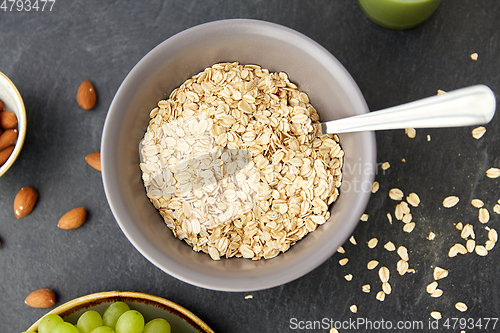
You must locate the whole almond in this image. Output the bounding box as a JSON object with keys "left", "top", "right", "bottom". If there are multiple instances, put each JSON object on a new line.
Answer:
{"left": 85, "top": 151, "right": 101, "bottom": 171}
{"left": 77, "top": 80, "right": 97, "bottom": 110}
{"left": 0, "top": 111, "right": 18, "bottom": 129}
{"left": 58, "top": 207, "right": 87, "bottom": 230}
{"left": 25, "top": 288, "right": 56, "bottom": 308}
{"left": 14, "top": 187, "right": 38, "bottom": 219}
{"left": 0, "top": 145, "right": 15, "bottom": 166}
{"left": 0, "top": 128, "right": 17, "bottom": 150}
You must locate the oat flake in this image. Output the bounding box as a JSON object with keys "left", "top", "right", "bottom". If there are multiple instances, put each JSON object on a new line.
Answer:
{"left": 472, "top": 126, "right": 486, "bottom": 139}
{"left": 384, "top": 241, "right": 396, "bottom": 251}
{"left": 471, "top": 199, "right": 484, "bottom": 208}
{"left": 455, "top": 302, "right": 468, "bottom": 312}
{"left": 486, "top": 168, "right": 500, "bottom": 178}
{"left": 430, "top": 311, "right": 442, "bottom": 320}
{"left": 443, "top": 196, "right": 460, "bottom": 208}
{"left": 433, "top": 267, "right": 448, "bottom": 280}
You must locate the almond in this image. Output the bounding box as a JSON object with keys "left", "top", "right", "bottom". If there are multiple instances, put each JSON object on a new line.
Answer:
{"left": 0, "top": 99, "right": 4, "bottom": 112}
{"left": 25, "top": 288, "right": 56, "bottom": 308}
{"left": 0, "top": 128, "right": 17, "bottom": 150}
{"left": 76, "top": 80, "right": 97, "bottom": 110}
{"left": 0, "top": 111, "right": 18, "bottom": 129}
{"left": 14, "top": 187, "right": 38, "bottom": 219}
{"left": 85, "top": 151, "right": 101, "bottom": 171}
{"left": 58, "top": 207, "right": 87, "bottom": 230}
{"left": 0, "top": 145, "right": 15, "bottom": 166}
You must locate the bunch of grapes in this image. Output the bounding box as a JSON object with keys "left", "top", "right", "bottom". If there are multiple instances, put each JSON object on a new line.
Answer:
{"left": 29, "top": 301, "right": 171, "bottom": 333}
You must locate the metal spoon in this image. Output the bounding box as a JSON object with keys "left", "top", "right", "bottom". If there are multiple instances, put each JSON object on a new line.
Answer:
{"left": 320, "top": 85, "right": 496, "bottom": 134}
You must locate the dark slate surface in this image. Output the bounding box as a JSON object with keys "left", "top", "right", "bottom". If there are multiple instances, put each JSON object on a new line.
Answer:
{"left": 1, "top": 1, "right": 500, "bottom": 332}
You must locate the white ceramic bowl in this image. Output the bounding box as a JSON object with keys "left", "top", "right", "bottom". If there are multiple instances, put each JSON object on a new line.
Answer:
{"left": 27, "top": 291, "right": 214, "bottom": 332}
{"left": 0, "top": 71, "right": 26, "bottom": 177}
{"left": 101, "top": 19, "right": 376, "bottom": 291}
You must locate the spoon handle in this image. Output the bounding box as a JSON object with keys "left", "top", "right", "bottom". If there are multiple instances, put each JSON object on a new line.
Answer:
{"left": 321, "top": 85, "right": 496, "bottom": 134}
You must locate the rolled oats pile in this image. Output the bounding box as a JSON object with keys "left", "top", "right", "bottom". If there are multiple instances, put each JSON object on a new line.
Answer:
{"left": 140, "top": 62, "right": 344, "bottom": 260}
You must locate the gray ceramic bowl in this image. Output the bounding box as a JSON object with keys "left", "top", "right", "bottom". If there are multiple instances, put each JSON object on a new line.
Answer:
{"left": 102, "top": 19, "right": 376, "bottom": 291}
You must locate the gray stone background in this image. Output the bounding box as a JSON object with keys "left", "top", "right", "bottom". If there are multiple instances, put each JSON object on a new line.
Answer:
{"left": 0, "top": 0, "right": 499, "bottom": 332}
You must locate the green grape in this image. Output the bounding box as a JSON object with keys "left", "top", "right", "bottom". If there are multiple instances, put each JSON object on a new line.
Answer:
{"left": 39, "top": 314, "right": 64, "bottom": 333}
{"left": 76, "top": 310, "right": 103, "bottom": 333}
{"left": 143, "top": 318, "right": 171, "bottom": 333}
{"left": 103, "top": 302, "right": 130, "bottom": 329}
{"left": 52, "top": 322, "right": 80, "bottom": 333}
{"left": 90, "top": 326, "right": 115, "bottom": 333}
{"left": 115, "top": 310, "right": 144, "bottom": 333}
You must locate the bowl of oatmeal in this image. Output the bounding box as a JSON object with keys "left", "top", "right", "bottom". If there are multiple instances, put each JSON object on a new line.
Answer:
{"left": 102, "top": 19, "right": 376, "bottom": 291}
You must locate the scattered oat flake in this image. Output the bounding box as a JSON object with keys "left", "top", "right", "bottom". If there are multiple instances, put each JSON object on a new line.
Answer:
{"left": 470, "top": 52, "right": 478, "bottom": 61}
{"left": 443, "top": 196, "right": 460, "bottom": 208}
{"left": 448, "top": 246, "right": 458, "bottom": 258}
{"left": 485, "top": 240, "right": 495, "bottom": 251}
{"left": 427, "top": 134, "right": 431, "bottom": 141}
{"left": 381, "top": 162, "right": 390, "bottom": 170}
{"left": 379, "top": 266, "right": 390, "bottom": 283}
{"left": 339, "top": 258, "right": 349, "bottom": 266}
{"left": 475, "top": 245, "right": 488, "bottom": 256}
{"left": 494, "top": 204, "right": 500, "bottom": 215}
{"left": 407, "top": 268, "right": 416, "bottom": 274}
{"left": 386, "top": 213, "right": 393, "bottom": 224}
{"left": 405, "top": 128, "right": 416, "bottom": 139}
{"left": 401, "top": 158, "right": 406, "bottom": 162}
{"left": 244, "top": 295, "right": 253, "bottom": 299}
{"left": 472, "top": 126, "right": 486, "bottom": 139}
{"left": 330, "top": 329, "right": 339, "bottom": 333}
{"left": 478, "top": 208, "right": 490, "bottom": 224}
{"left": 402, "top": 213, "right": 412, "bottom": 223}
{"left": 397, "top": 259, "right": 409, "bottom": 276}
{"left": 371, "top": 181, "right": 379, "bottom": 193}
{"left": 455, "top": 302, "right": 468, "bottom": 312}
{"left": 360, "top": 213, "right": 369, "bottom": 222}
{"left": 456, "top": 222, "right": 463, "bottom": 230}
{"left": 376, "top": 291, "right": 386, "bottom": 301}
{"left": 349, "top": 236, "right": 357, "bottom": 245}
{"left": 382, "top": 282, "right": 392, "bottom": 295}
{"left": 384, "top": 241, "right": 396, "bottom": 251}
{"left": 407, "top": 193, "right": 420, "bottom": 207}
{"left": 344, "top": 274, "right": 353, "bottom": 281}
{"left": 367, "top": 238, "right": 378, "bottom": 248}
{"left": 486, "top": 168, "right": 500, "bottom": 179}
{"left": 395, "top": 204, "right": 404, "bottom": 221}
{"left": 455, "top": 243, "right": 467, "bottom": 255}
{"left": 367, "top": 260, "right": 379, "bottom": 270}
{"left": 437, "top": 89, "right": 447, "bottom": 95}
{"left": 397, "top": 246, "right": 409, "bottom": 261}
{"left": 463, "top": 224, "right": 477, "bottom": 239}
{"left": 362, "top": 284, "right": 371, "bottom": 293}
{"left": 403, "top": 222, "right": 416, "bottom": 233}
{"left": 433, "top": 267, "right": 448, "bottom": 280}
{"left": 350, "top": 305, "right": 357, "bottom": 313}
{"left": 337, "top": 246, "right": 345, "bottom": 254}
{"left": 430, "top": 311, "right": 442, "bottom": 320}
{"left": 489, "top": 228, "right": 498, "bottom": 242}
{"left": 427, "top": 232, "right": 436, "bottom": 240}
{"left": 426, "top": 281, "right": 438, "bottom": 294}
{"left": 431, "top": 289, "right": 443, "bottom": 298}
{"left": 471, "top": 199, "right": 484, "bottom": 208}
{"left": 389, "top": 188, "right": 404, "bottom": 201}
{"left": 466, "top": 239, "right": 475, "bottom": 253}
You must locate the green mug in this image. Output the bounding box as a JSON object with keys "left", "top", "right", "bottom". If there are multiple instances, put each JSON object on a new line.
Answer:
{"left": 359, "top": 0, "right": 442, "bottom": 30}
